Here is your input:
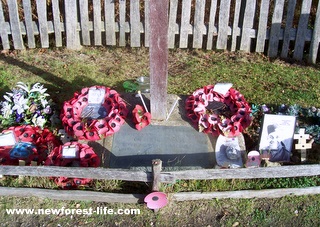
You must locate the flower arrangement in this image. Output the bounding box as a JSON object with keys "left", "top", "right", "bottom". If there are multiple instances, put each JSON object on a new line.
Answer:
{"left": 185, "top": 85, "right": 252, "bottom": 137}
{"left": 0, "top": 125, "right": 61, "bottom": 166}
{"left": 132, "top": 105, "right": 151, "bottom": 130}
{"left": 60, "top": 86, "right": 128, "bottom": 141}
{"left": 44, "top": 141, "right": 100, "bottom": 189}
{"left": 0, "top": 82, "right": 54, "bottom": 129}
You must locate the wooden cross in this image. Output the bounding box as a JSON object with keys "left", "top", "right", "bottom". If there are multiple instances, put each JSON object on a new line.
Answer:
{"left": 149, "top": 0, "right": 169, "bottom": 120}
{"left": 294, "top": 128, "right": 314, "bottom": 162}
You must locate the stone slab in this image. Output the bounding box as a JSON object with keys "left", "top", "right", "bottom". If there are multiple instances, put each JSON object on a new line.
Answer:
{"left": 110, "top": 124, "right": 216, "bottom": 171}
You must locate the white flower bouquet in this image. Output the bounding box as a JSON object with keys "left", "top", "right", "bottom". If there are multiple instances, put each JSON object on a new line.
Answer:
{"left": 0, "top": 82, "right": 54, "bottom": 129}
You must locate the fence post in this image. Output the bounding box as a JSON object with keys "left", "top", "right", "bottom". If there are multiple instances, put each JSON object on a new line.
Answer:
{"left": 64, "top": 0, "right": 81, "bottom": 50}
{"left": 309, "top": 0, "right": 320, "bottom": 64}
{"left": 149, "top": 0, "right": 169, "bottom": 120}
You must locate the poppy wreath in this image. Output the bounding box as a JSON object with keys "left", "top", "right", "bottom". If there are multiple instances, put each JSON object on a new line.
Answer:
{"left": 60, "top": 86, "right": 128, "bottom": 141}
{"left": 44, "top": 141, "right": 100, "bottom": 189}
{"left": 185, "top": 85, "right": 252, "bottom": 137}
{"left": 0, "top": 125, "right": 61, "bottom": 166}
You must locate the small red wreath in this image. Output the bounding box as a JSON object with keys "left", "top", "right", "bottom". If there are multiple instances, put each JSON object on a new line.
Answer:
{"left": 0, "top": 125, "right": 61, "bottom": 166}
{"left": 132, "top": 105, "right": 151, "bottom": 130}
{"left": 44, "top": 141, "right": 100, "bottom": 189}
{"left": 185, "top": 85, "right": 252, "bottom": 137}
{"left": 60, "top": 86, "right": 128, "bottom": 141}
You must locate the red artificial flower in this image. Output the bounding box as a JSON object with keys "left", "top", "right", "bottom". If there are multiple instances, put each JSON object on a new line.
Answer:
{"left": 73, "top": 122, "right": 85, "bottom": 138}
{"left": 144, "top": 192, "right": 168, "bottom": 210}
{"left": 199, "top": 114, "right": 210, "bottom": 129}
{"left": 193, "top": 102, "right": 206, "bottom": 114}
{"left": 208, "top": 113, "right": 219, "bottom": 125}
{"left": 132, "top": 105, "right": 151, "bottom": 130}
{"left": 118, "top": 102, "right": 129, "bottom": 118}
{"left": 85, "top": 130, "right": 100, "bottom": 141}
{"left": 135, "top": 113, "right": 151, "bottom": 130}
{"left": 187, "top": 110, "right": 199, "bottom": 123}
{"left": 94, "top": 119, "right": 110, "bottom": 135}
{"left": 108, "top": 118, "right": 122, "bottom": 133}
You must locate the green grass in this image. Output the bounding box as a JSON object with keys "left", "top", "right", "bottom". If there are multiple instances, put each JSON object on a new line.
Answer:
{"left": 1, "top": 195, "right": 320, "bottom": 226}
{"left": 1, "top": 47, "right": 320, "bottom": 225}
{"left": 1, "top": 47, "right": 320, "bottom": 193}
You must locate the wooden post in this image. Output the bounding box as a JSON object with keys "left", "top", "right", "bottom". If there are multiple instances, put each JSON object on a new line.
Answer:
{"left": 152, "top": 159, "right": 162, "bottom": 192}
{"left": 149, "top": 0, "right": 169, "bottom": 120}
{"left": 151, "top": 159, "right": 162, "bottom": 213}
{"left": 18, "top": 160, "right": 26, "bottom": 181}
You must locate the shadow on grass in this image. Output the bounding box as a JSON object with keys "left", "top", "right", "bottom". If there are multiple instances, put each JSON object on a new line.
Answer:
{"left": 0, "top": 54, "right": 98, "bottom": 107}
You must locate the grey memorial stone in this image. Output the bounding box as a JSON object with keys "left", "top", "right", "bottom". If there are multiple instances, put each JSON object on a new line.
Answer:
{"left": 110, "top": 124, "right": 215, "bottom": 171}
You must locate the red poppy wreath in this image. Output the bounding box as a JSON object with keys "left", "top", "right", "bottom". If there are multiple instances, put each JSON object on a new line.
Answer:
{"left": 44, "top": 141, "right": 100, "bottom": 189}
{"left": 60, "top": 86, "right": 128, "bottom": 141}
{"left": 185, "top": 85, "right": 252, "bottom": 137}
{"left": 0, "top": 125, "right": 61, "bottom": 166}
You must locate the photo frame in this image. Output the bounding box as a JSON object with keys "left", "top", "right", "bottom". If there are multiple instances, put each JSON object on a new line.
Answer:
{"left": 259, "top": 114, "right": 296, "bottom": 162}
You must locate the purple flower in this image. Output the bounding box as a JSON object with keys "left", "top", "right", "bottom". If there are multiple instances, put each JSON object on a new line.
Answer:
{"left": 43, "top": 105, "right": 52, "bottom": 114}
{"left": 16, "top": 112, "right": 23, "bottom": 122}
{"left": 261, "top": 104, "right": 269, "bottom": 113}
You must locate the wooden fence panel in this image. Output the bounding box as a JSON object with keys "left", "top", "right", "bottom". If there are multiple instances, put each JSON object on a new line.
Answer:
{"left": 0, "top": 165, "right": 175, "bottom": 183}
{"left": 64, "top": 0, "right": 81, "bottom": 50}
{"left": 79, "top": 0, "right": 91, "bottom": 45}
{"left": 179, "top": 0, "right": 192, "bottom": 48}
{"left": 2, "top": 186, "right": 320, "bottom": 203}
{"left": 36, "top": 0, "right": 49, "bottom": 48}
{"left": 93, "top": 0, "right": 102, "bottom": 45}
{"left": 280, "top": 0, "right": 296, "bottom": 58}
{"left": 293, "top": 0, "right": 313, "bottom": 61}
{"left": 119, "top": 0, "right": 126, "bottom": 46}
{"left": 0, "top": 0, "right": 319, "bottom": 62}
{"left": 52, "top": 0, "right": 63, "bottom": 47}
{"left": 217, "top": 0, "right": 231, "bottom": 50}
{"left": 130, "top": 0, "right": 141, "bottom": 47}
{"left": 268, "top": 0, "right": 285, "bottom": 58}
{"left": 240, "top": 0, "right": 256, "bottom": 52}
{"left": 105, "top": 0, "right": 116, "bottom": 46}
{"left": 22, "top": 0, "right": 35, "bottom": 48}
{"left": 166, "top": 164, "right": 320, "bottom": 180}
{"left": 172, "top": 187, "right": 320, "bottom": 201}
{"left": 168, "top": 0, "right": 178, "bottom": 48}
{"left": 0, "top": 0, "right": 9, "bottom": 50}
{"left": 255, "top": 0, "right": 270, "bottom": 53}
{"left": 206, "top": 0, "right": 218, "bottom": 50}
{"left": 0, "top": 187, "right": 145, "bottom": 203}
{"left": 309, "top": 0, "right": 320, "bottom": 63}
{"left": 8, "top": 0, "right": 24, "bottom": 49}
{"left": 231, "top": 0, "right": 241, "bottom": 51}
{"left": 193, "top": 0, "right": 206, "bottom": 49}
{"left": 144, "top": 0, "right": 150, "bottom": 47}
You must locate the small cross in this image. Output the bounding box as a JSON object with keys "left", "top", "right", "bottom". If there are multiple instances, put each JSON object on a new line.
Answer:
{"left": 294, "top": 128, "right": 314, "bottom": 162}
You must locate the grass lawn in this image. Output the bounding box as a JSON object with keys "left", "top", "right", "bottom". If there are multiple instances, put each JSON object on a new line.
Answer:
{"left": 0, "top": 47, "right": 320, "bottom": 226}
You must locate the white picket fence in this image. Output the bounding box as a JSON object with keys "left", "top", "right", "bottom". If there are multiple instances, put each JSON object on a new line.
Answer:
{"left": 0, "top": 0, "right": 319, "bottom": 63}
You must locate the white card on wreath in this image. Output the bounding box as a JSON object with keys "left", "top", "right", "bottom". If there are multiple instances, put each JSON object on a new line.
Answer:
{"left": 88, "top": 88, "right": 105, "bottom": 104}
{"left": 213, "top": 83, "right": 233, "bottom": 96}
{"left": 62, "top": 145, "right": 79, "bottom": 159}
{"left": 0, "top": 131, "right": 16, "bottom": 146}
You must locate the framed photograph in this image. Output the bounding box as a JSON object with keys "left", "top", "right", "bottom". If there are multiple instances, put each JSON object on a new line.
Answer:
{"left": 259, "top": 114, "right": 296, "bottom": 162}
